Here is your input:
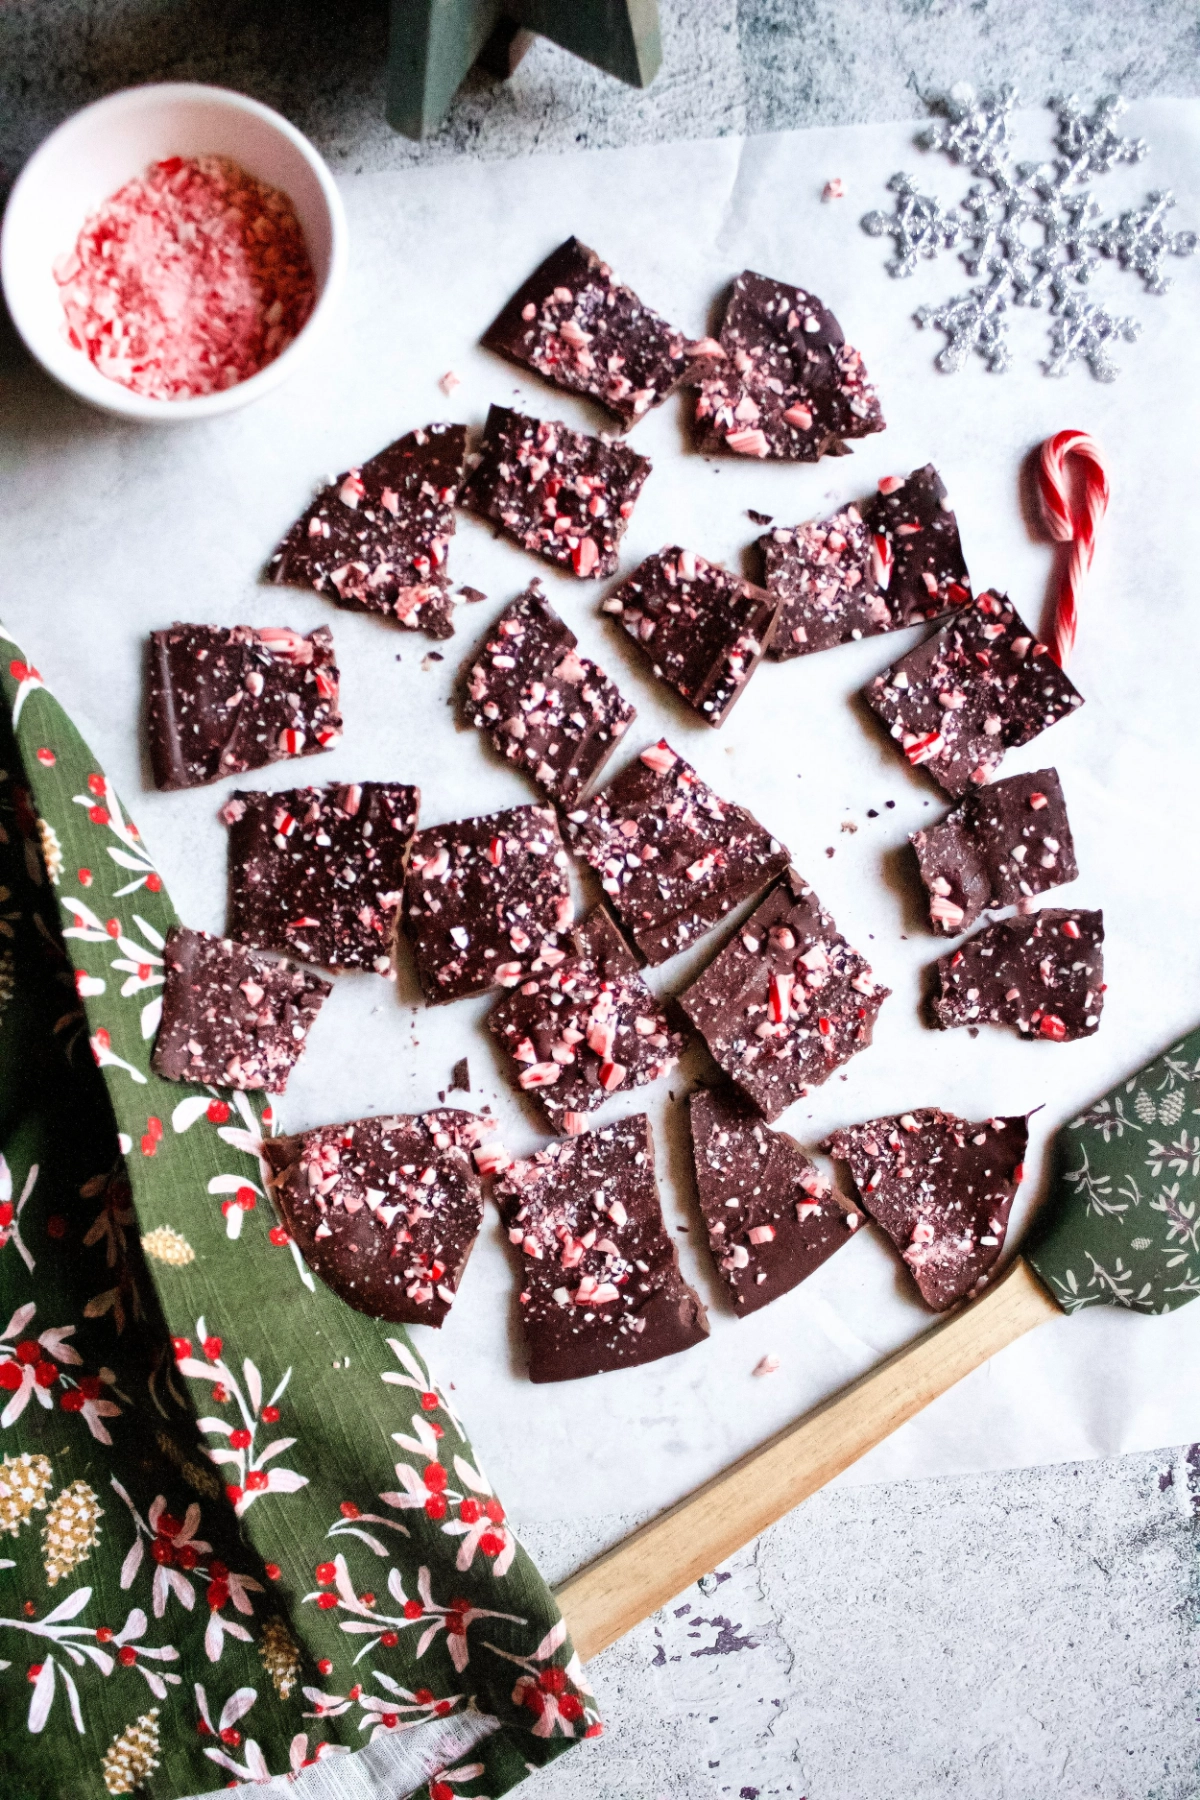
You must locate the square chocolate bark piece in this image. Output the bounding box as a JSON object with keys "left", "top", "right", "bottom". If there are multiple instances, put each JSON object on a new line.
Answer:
{"left": 147, "top": 623, "right": 342, "bottom": 791}
{"left": 460, "top": 584, "right": 635, "bottom": 806}
{"left": 402, "top": 804, "right": 572, "bottom": 1003}
{"left": 689, "top": 1087, "right": 860, "bottom": 1315}
{"left": 223, "top": 781, "right": 419, "bottom": 973}
{"left": 825, "top": 1109, "right": 1028, "bottom": 1311}
{"left": 678, "top": 868, "right": 889, "bottom": 1122}
{"left": 488, "top": 906, "right": 682, "bottom": 1131}
{"left": 601, "top": 547, "right": 780, "bottom": 727}
{"left": 262, "top": 1110, "right": 489, "bottom": 1325}
{"left": 912, "top": 768, "right": 1078, "bottom": 934}
{"left": 493, "top": 1113, "right": 709, "bottom": 1382}
{"left": 762, "top": 466, "right": 971, "bottom": 661}
{"left": 460, "top": 405, "right": 651, "bottom": 579}
{"left": 268, "top": 424, "right": 466, "bottom": 639}
{"left": 932, "top": 907, "right": 1104, "bottom": 1041}
{"left": 694, "top": 271, "right": 884, "bottom": 461}
{"left": 563, "top": 740, "right": 790, "bottom": 966}
{"left": 153, "top": 926, "right": 331, "bottom": 1093}
{"left": 481, "top": 236, "right": 717, "bottom": 429}
{"left": 863, "top": 591, "right": 1084, "bottom": 797}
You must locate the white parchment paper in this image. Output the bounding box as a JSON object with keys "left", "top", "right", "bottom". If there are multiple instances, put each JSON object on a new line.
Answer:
{"left": 3, "top": 101, "right": 1200, "bottom": 1526}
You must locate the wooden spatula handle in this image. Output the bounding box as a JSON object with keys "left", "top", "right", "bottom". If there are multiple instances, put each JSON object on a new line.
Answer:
{"left": 554, "top": 1256, "right": 1061, "bottom": 1660}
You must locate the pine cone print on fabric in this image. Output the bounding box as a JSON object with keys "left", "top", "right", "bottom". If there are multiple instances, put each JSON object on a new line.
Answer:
{"left": 41, "top": 1480, "right": 102, "bottom": 1584}
{"left": 1158, "top": 1089, "right": 1186, "bottom": 1126}
{"left": 0, "top": 1451, "right": 53, "bottom": 1536}
{"left": 36, "top": 817, "right": 63, "bottom": 885}
{"left": 259, "top": 1615, "right": 301, "bottom": 1698}
{"left": 1134, "top": 1088, "right": 1157, "bottom": 1125}
{"left": 102, "top": 1710, "right": 161, "bottom": 1795}
{"left": 141, "top": 1224, "right": 195, "bottom": 1266}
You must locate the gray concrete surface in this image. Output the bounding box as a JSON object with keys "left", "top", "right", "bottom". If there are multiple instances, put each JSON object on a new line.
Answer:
{"left": 2, "top": 1, "right": 1200, "bottom": 194}
{"left": 519, "top": 1443, "right": 1200, "bottom": 1799}
{"left": 3, "top": 4, "right": 1198, "bottom": 1794}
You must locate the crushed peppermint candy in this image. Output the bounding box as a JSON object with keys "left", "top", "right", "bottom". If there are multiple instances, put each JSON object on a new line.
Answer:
{"left": 55, "top": 155, "right": 315, "bottom": 400}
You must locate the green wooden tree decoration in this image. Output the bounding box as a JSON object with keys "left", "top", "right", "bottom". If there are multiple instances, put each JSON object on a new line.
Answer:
{"left": 388, "top": 0, "right": 662, "bottom": 140}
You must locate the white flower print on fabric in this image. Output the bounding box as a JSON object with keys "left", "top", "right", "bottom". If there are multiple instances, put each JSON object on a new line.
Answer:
{"left": 176, "top": 1317, "right": 309, "bottom": 1518}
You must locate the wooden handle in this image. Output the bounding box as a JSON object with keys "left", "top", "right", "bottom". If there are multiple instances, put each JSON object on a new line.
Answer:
{"left": 555, "top": 1256, "right": 1061, "bottom": 1660}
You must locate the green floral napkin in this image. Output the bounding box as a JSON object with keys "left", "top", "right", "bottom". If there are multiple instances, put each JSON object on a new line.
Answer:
{"left": 0, "top": 627, "right": 596, "bottom": 1800}
{"left": 1028, "top": 1025, "right": 1200, "bottom": 1314}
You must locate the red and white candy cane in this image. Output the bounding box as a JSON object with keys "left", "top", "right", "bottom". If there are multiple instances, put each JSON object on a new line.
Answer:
{"left": 1037, "top": 429, "right": 1110, "bottom": 668}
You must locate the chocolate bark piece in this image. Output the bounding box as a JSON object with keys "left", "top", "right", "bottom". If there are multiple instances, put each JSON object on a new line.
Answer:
{"left": 862, "top": 591, "right": 1085, "bottom": 797}
{"left": 402, "top": 804, "right": 572, "bottom": 1003}
{"left": 601, "top": 547, "right": 780, "bottom": 728}
{"left": 825, "top": 1108, "right": 1028, "bottom": 1311}
{"left": 760, "top": 505, "right": 878, "bottom": 658}
{"left": 481, "top": 236, "right": 717, "bottom": 429}
{"left": 488, "top": 906, "right": 682, "bottom": 1130}
{"left": 932, "top": 906, "right": 1104, "bottom": 1041}
{"left": 678, "top": 868, "right": 889, "bottom": 1122}
{"left": 760, "top": 466, "right": 971, "bottom": 661}
{"left": 912, "top": 768, "right": 1078, "bottom": 934}
{"left": 460, "top": 584, "right": 635, "bottom": 806}
{"left": 562, "top": 740, "right": 790, "bottom": 966}
{"left": 689, "top": 1087, "right": 860, "bottom": 1315}
{"left": 493, "top": 1113, "right": 709, "bottom": 1382}
{"left": 147, "top": 623, "right": 342, "bottom": 791}
{"left": 861, "top": 464, "right": 972, "bottom": 628}
{"left": 152, "top": 926, "right": 331, "bottom": 1093}
{"left": 694, "top": 270, "right": 884, "bottom": 462}
{"left": 223, "top": 781, "right": 419, "bottom": 973}
{"left": 461, "top": 405, "right": 651, "bottom": 579}
{"left": 262, "top": 1109, "right": 489, "bottom": 1325}
{"left": 267, "top": 424, "right": 466, "bottom": 639}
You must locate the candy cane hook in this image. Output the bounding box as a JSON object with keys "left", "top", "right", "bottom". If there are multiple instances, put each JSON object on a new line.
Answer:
{"left": 1037, "top": 429, "right": 1110, "bottom": 667}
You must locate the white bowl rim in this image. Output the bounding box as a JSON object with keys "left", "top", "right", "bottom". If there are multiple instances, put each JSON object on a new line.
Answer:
{"left": 0, "top": 81, "right": 348, "bottom": 423}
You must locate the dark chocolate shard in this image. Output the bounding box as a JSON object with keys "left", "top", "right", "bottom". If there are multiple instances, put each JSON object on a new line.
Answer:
{"left": 450, "top": 1057, "right": 471, "bottom": 1092}
{"left": 825, "top": 1108, "right": 1028, "bottom": 1311}
{"left": 493, "top": 1113, "right": 709, "bottom": 1382}
{"left": 152, "top": 926, "right": 331, "bottom": 1094}
{"left": 267, "top": 424, "right": 467, "bottom": 639}
{"left": 864, "top": 465, "right": 972, "bottom": 628}
{"left": 761, "top": 466, "right": 972, "bottom": 662}
{"left": 401, "top": 803, "right": 572, "bottom": 1003}
{"left": 562, "top": 740, "right": 790, "bottom": 966}
{"left": 932, "top": 907, "right": 1104, "bottom": 1041}
{"left": 912, "top": 768, "right": 1078, "bottom": 934}
{"left": 862, "top": 591, "right": 1084, "bottom": 797}
{"left": 488, "top": 905, "right": 682, "bottom": 1131}
{"left": 481, "top": 236, "right": 717, "bottom": 428}
{"left": 460, "top": 583, "right": 635, "bottom": 806}
{"left": 601, "top": 547, "right": 780, "bottom": 728}
{"left": 147, "top": 623, "right": 342, "bottom": 791}
{"left": 678, "top": 868, "right": 889, "bottom": 1123}
{"left": 262, "top": 1110, "right": 490, "bottom": 1325}
{"left": 694, "top": 270, "right": 884, "bottom": 462}
{"left": 223, "top": 780, "right": 419, "bottom": 973}
{"left": 461, "top": 405, "right": 651, "bottom": 579}
{"left": 689, "top": 1087, "right": 859, "bottom": 1314}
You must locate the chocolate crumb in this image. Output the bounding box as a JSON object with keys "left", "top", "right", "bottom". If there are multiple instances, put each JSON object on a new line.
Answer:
{"left": 748, "top": 509, "right": 773, "bottom": 526}
{"left": 825, "top": 846, "right": 835, "bottom": 858}
{"left": 451, "top": 1056, "right": 471, "bottom": 1092}
{"left": 885, "top": 800, "right": 896, "bottom": 809}
{"left": 867, "top": 809, "right": 879, "bottom": 818}
{"left": 457, "top": 586, "right": 488, "bottom": 604}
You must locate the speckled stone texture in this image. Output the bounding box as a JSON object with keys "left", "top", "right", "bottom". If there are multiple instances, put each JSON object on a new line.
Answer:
{"left": 520, "top": 1443, "right": 1200, "bottom": 1800}
{"left": 3, "top": 0, "right": 1200, "bottom": 193}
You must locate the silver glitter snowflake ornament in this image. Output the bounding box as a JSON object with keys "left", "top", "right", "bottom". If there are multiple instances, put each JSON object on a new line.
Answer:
{"left": 863, "top": 87, "right": 1197, "bottom": 379}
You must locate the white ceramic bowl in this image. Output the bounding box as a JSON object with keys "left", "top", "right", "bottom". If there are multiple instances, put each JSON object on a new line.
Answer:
{"left": 0, "top": 83, "right": 347, "bottom": 422}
